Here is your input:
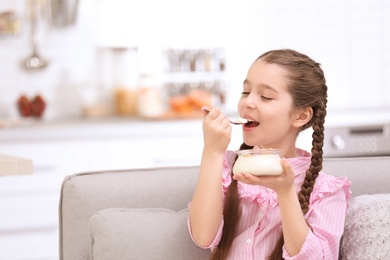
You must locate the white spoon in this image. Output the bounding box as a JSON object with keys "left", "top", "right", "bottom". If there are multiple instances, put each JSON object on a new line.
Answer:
{"left": 201, "top": 107, "right": 251, "bottom": 125}
{"left": 230, "top": 117, "right": 250, "bottom": 125}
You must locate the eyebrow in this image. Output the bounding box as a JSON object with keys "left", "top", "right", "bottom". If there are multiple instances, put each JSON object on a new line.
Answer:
{"left": 243, "top": 79, "right": 279, "bottom": 94}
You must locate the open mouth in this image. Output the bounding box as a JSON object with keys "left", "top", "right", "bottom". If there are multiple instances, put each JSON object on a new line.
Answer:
{"left": 244, "top": 120, "right": 260, "bottom": 128}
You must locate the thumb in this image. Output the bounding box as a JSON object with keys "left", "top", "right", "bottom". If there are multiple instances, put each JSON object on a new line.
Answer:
{"left": 280, "top": 158, "right": 294, "bottom": 175}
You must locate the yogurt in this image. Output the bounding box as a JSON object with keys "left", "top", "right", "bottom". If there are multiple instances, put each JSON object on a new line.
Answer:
{"left": 233, "top": 149, "right": 283, "bottom": 176}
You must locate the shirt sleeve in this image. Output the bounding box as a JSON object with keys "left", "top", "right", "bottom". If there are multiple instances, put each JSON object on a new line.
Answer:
{"left": 282, "top": 178, "right": 350, "bottom": 260}
{"left": 187, "top": 210, "right": 224, "bottom": 249}
{"left": 187, "top": 151, "right": 235, "bottom": 249}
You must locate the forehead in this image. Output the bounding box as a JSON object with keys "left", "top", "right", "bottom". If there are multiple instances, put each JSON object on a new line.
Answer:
{"left": 246, "top": 60, "right": 290, "bottom": 90}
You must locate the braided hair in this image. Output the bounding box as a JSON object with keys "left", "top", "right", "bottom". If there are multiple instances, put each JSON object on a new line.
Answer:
{"left": 211, "top": 49, "right": 328, "bottom": 260}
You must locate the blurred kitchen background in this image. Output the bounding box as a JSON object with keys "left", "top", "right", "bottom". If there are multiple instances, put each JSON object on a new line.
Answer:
{"left": 0, "top": 0, "right": 389, "bottom": 259}
{"left": 0, "top": 0, "right": 389, "bottom": 120}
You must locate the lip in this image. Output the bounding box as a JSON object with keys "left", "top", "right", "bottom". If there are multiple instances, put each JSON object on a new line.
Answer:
{"left": 241, "top": 114, "right": 259, "bottom": 131}
{"left": 243, "top": 123, "right": 259, "bottom": 131}
{"left": 242, "top": 114, "right": 256, "bottom": 121}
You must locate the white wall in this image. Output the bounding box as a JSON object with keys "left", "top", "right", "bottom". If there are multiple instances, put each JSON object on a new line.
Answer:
{"left": 243, "top": 0, "right": 390, "bottom": 112}
{"left": 0, "top": 0, "right": 99, "bottom": 119}
{"left": 0, "top": 0, "right": 389, "bottom": 120}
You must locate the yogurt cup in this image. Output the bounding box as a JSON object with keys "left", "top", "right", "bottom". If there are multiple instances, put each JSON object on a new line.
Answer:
{"left": 233, "top": 149, "right": 283, "bottom": 176}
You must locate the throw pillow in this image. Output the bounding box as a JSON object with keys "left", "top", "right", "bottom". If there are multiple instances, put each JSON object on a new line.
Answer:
{"left": 89, "top": 208, "right": 211, "bottom": 260}
{"left": 340, "top": 193, "right": 390, "bottom": 260}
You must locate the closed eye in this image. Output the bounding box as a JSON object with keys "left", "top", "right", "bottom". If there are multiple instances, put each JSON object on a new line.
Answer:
{"left": 241, "top": 91, "right": 273, "bottom": 101}
{"left": 261, "top": 96, "right": 273, "bottom": 101}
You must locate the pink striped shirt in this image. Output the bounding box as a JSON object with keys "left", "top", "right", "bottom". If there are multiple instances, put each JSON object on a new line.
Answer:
{"left": 188, "top": 149, "right": 351, "bottom": 259}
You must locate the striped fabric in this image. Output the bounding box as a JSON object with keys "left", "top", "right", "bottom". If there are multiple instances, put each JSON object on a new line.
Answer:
{"left": 189, "top": 149, "right": 351, "bottom": 260}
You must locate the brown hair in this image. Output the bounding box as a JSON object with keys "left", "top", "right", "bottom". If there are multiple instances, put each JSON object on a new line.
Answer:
{"left": 211, "top": 49, "right": 328, "bottom": 260}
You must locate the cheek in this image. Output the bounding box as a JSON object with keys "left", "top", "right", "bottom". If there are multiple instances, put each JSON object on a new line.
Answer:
{"left": 274, "top": 97, "right": 296, "bottom": 119}
{"left": 263, "top": 105, "right": 293, "bottom": 126}
{"left": 237, "top": 98, "right": 244, "bottom": 112}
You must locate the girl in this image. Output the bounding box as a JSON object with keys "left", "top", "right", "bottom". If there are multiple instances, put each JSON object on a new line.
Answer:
{"left": 188, "top": 49, "right": 351, "bottom": 260}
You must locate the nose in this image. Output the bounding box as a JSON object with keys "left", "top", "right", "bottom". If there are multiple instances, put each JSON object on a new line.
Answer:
{"left": 242, "top": 93, "right": 256, "bottom": 109}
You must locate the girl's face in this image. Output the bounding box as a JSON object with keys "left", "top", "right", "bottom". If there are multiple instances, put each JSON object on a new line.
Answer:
{"left": 238, "top": 60, "right": 302, "bottom": 152}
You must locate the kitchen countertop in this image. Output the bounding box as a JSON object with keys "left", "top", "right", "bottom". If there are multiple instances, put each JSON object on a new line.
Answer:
{"left": 0, "top": 116, "right": 205, "bottom": 142}
{"left": 0, "top": 107, "right": 389, "bottom": 143}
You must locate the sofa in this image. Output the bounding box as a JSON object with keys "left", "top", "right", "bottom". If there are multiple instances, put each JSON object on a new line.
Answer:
{"left": 59, "top": 156, "right": 390, "bottom": 260}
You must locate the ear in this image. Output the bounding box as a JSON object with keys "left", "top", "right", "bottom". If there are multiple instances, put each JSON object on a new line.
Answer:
{"left": 292, "top": 107, "right": 313, "bottom": 128}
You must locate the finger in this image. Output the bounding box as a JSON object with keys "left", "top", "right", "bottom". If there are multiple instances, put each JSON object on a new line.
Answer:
{"left": 207, "top": 107, "right": 222, "bottom": 121}
{"left": 221, "top": 117, "right": 231, "bottom": 129}
{"left": 201, "top": 106, "right": 210, "bottom": 116}
{"left": 233, "top": 173, "right": 257, "bottom": 184}
{"left": 241, "top": 173, "right": 259, "bottom": 183}
{"left": 214, "top": 110, "right": 230, "bottom": 126}
{"left": 232, "top": 173, "right": 244, "bottom": 181}
{"left": 280, "top": 158, "right": 293, "bottom": 175}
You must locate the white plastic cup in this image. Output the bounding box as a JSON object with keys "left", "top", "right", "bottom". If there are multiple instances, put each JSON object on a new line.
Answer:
{"left": 233, "top": 149, "right": 283, "bottom": 176}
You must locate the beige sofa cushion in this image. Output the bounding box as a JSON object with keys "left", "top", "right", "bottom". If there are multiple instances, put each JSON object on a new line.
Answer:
{"left": 340, "top": 193, "right": 390, "bottom": 260}
{"left": 89, "top": 208, "right": 211, "bottom": 260}
{"left": 60, "top": 166, "right": 200, "bottom": 260}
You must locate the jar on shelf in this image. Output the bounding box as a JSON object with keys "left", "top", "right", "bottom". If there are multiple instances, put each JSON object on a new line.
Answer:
{"left": 137, "top": 74, "right": 163, "bottom": 118}
{"left": 110, "top": 47, "right": 139, "bottom": 116}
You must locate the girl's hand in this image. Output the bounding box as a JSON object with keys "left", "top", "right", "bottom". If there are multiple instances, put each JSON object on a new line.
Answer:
{"left": 202, "top": 106, "right": 232, "bottom": 154}
{"left": 232, "top": 158, "right": 296, "bottom": 196}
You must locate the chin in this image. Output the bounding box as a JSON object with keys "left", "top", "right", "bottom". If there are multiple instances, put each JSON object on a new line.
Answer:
{"left": 242, "top": 137, "right": 259, "bottom": 147}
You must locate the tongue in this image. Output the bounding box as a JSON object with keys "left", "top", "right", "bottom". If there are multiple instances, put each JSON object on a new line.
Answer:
{"left": 246, "top": 122, "right": 260, "bottom": 127}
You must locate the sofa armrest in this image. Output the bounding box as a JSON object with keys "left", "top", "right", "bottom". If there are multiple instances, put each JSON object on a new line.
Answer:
{"left": 59, "top": 166, "right": 200, "bottom": 260}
